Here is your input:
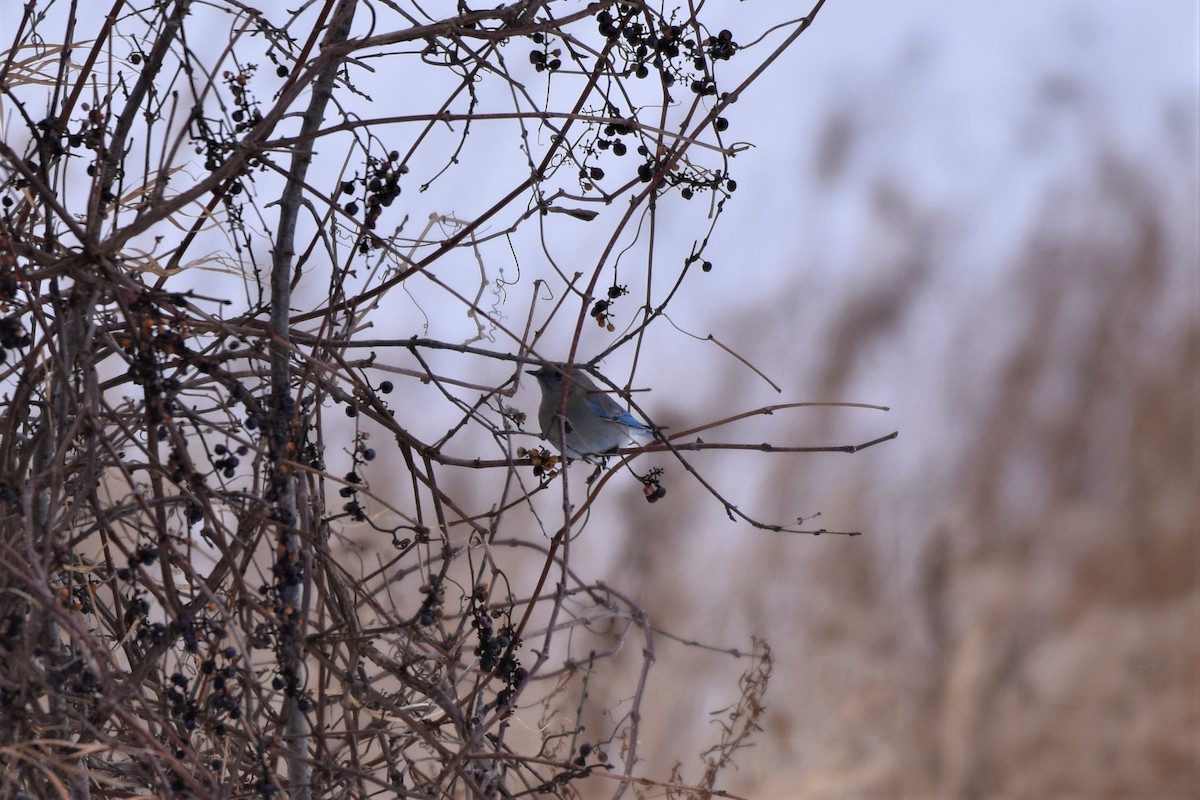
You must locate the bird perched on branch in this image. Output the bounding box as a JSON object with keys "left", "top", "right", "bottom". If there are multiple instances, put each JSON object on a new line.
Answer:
{"left": 527, "top": 362, "right": 653, "bottom": 461}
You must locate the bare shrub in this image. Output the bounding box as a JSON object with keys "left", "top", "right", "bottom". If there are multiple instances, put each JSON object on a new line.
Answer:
{"left": 0, "top": 2, "right": 887, "bottom": 797}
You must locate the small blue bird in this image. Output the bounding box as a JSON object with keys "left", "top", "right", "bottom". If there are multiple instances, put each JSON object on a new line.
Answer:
{"left": 527, "top": 363, "right": 652, "bottom": 460}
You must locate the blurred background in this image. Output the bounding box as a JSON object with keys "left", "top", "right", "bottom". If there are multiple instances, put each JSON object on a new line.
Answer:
{"left": 548, "top": 1, "right": 1199, "bottom": 797}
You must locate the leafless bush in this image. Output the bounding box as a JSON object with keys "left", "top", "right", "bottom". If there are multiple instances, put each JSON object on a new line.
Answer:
{"left": 0, "top": 1, "right": 896, "bottom": 798}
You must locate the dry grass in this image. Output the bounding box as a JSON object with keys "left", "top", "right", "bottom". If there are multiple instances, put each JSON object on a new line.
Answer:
{"left": 604, "top": 148, "right": 1199, "bottom": 798}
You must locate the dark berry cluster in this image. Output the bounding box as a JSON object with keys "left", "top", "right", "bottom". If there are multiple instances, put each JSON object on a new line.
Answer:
{"left": 596, "top": 10, "right": 739, "bottom": 89}
{"left": 212, "top": 442, "right": 247, "bottom": 479}
{"left": 0, "top": 231, "right": 30, "bottom": 363}
{"left": 117, "top": 290, "right": 192, "bottom": 428}
{"left": 594, "top": 120, "right": 631, "bottom": 156}
{"left": 572, "top": 741, "right": 610, "bottom": 769}
{"left": 469, "top": 587, "right": 525, "bottom": 722}
{"left": 182, "top": 69, "right": 264, "bottom": 203}
{"left": 338, "top": 435, "right": 376, "bottom": 522}
{"left": 639, "top": 467, "right": 667, "bottom": 503}
{"left": 575, "top": 113, "right": 635, "bottom": 193}
{"left": 224, "top": 67, "right": 263, "bottom": 133}
{"left": 300, "top": 439, "right": 325, "bottom": 472}
{"left": 269, "top": 664, "right": 308, "bottom": 710}
{"left": 528, "top": 31, "right": 563, "bottom": 72}
{"left": 206, "top": 667, "right": 245, "bottom": 718}
{"left": 471, "top": 598, "right": 517, "bottom": 676}
{"left": 590, "top": 283, "right": 628, "bottom": 331}
{"left": 198, "top": 134, "right": 228, "bottom": 174}
{"left": 487, "top": 668, "right": 527, "bottom": 723}
{"left": 31, "top": 116, "right": 67, "bottom": 161}
{"left": 588, "top": 12, "right": 744, "bottom": 195}
{"left": 341, "top": 153, "right": 407, "bottom": 239}
{"left": 75, "top": 106, "right": 109, "bottom": 154}
{"left": 166, "top": 670, "right": 201, "bottom": 732}
{"left": 707, "top": 28, "right": 739, "bottom": 62}
{"left": 116, "top": 543, "right": 160, "bottom": 582}
{"left": 117, "top": 576, "right": 228, "bottom": 659}
{"left": 28, "top": 104, "right": 110, "bottom": 183}
{"left": 165, "top": 441, "right": 190, "bottom": 483}
{"left": 178, "top": 647, "right": 246, "bottom": 738}
{"left": 0, "top": 315, "right": 30, "bottom": 363}
{"left": 269, "top": 542, "right": 304, "bottom": 590}
{"left": 340, "top": 470, "right": 366, "bottom": 521}
{"left": 123, "top": 593, "right": 151, "bottom": 628}
{"left": 636, "top": 141, "right": 740, "bottom": 201}
{"left": 417, "top": 575, "right": 443, "bottom": 627}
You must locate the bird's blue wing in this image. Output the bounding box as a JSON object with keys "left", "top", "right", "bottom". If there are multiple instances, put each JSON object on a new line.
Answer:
{"left": 584, "top": 393, "right": 651, "bottom": 434}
